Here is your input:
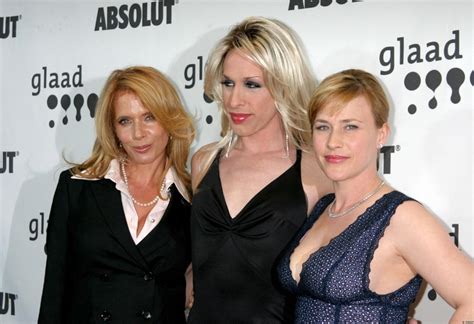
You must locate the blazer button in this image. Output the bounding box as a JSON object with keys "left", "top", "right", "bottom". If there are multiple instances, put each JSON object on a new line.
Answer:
{"left": 141, "top": 310, "right": 152, "bottom": 320}
{"left": 100, "top": 310, "right": 111, "bottom": 321}
{"left": 100, "top": 273, "right": 110, "bottom": 282}
{"left": 143, "top": 272, "right": 154, "bottom": 281}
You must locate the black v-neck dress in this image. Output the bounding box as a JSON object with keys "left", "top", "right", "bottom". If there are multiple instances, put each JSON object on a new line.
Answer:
{"left": 189, "top": 150, "right": 307, "bottom": 323}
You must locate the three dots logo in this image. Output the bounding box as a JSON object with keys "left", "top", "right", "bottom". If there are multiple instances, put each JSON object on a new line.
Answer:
{"left": 46, "top": 93, "right": 98, "bottom": 128}
{"left": 404, "top": 68, "right": 473, "bottom": 114}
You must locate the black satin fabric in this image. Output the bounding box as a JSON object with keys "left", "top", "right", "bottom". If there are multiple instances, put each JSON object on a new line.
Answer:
{"left": 189, "top": 150, "right": 307, "bottom": 324}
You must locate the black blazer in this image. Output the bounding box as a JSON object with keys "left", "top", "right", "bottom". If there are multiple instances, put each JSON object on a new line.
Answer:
{"left": 39, "top": 170, "right": 191, "bottom": 323}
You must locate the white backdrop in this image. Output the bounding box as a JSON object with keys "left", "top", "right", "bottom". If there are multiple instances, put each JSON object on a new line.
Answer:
{"left": 1, "top": 0, "right": 472, "bottom": 322}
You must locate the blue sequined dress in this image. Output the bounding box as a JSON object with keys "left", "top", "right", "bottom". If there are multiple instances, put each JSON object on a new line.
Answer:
{"left": 277, "top": 191, "right": 423, "bottom": 323}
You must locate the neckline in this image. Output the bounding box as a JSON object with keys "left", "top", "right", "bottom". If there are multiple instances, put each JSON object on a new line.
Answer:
{"left": 289, "top": 190, "right": 398, "bottom": 286}
{"left": 216, "top": 150, "right": 301, "bottom": 222}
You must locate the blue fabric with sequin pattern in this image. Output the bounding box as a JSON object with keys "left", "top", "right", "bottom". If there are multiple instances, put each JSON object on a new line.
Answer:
{"left": 277, "top": 191, "right": 423, "bottom": 323}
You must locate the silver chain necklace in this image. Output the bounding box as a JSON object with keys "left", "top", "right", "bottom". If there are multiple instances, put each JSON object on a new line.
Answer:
{"left": 120, "top": 161, "right": 166, "bottom": 207}
{"left": 328, "top": 180, "right": 385, "bottom": 218}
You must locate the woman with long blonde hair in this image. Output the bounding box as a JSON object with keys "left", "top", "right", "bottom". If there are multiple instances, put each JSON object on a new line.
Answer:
{"left": 189, "top": 17, "right": 332, "bottom": 323}
{"left": 39, "top": 66, "right": 195, "bottom": 323}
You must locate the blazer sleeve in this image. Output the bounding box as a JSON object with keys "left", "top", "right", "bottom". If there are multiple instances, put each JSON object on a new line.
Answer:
{"left": 38, "top": 170, "right": 74, "bottom": 323}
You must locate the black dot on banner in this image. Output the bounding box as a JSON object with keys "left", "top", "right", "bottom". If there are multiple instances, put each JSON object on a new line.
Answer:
{"left": 61, "top": 94, "right": 71, "bottom": 110}
{"left": 470, "top": 70, "right": 474, "bottom": 86}
{"left": 446, "top": 68, "right": 465, "bottom": 104}
{"left": 404, "top": 72, "right": 421, "bottom": 115}
{"left": 206, "top": 115, "right": 213, "bottom": 124}
{"left": 74, "top": 94, "right": 84, "bottom": 108}
{"left": 87, "top": 93, "right": 99, "bottom": 118}
{"left": 321, "top": 0, "right": 332, "bottom": 6}
{"left": 425, "top": 70, "right": 442, "bottom": 109}
{"left": 49, "top": 120, "right": 55, "bottom": 128}
{"left": 404, "top": 72, "right": 421, "bottom": 91}
{"left": 203, "top": 92, "right": 213, "bottom": 104}
{"left": 47, "top": 95, "right": 58, "bottom": 109}
{"left": 427, "top": 289, "right": 437, "bottom": 301}
{"left": 337, "top": 0, "right": 348, "bottom": 3}
{"left": 74, "top": 94, "right": 84, "bottom": 121}
{"left": 408, "top": 104, "right": 417, "bottom": 115}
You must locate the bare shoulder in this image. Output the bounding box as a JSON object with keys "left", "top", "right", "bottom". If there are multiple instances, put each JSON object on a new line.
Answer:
{"left": 390, "top": 198, "right": 446, "bottom": 232}
{"left": 300, "top": 149, "right": 333, "bottom": 213}
{"left": 388, "top": 197, "right": 452, "bottom": 251}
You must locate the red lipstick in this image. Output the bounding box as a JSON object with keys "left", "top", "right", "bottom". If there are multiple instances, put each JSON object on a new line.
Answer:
{"left": 230, "top": 113, "right": 251, "bottom": 124}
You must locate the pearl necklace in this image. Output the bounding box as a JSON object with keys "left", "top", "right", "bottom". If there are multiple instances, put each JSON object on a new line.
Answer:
{"left": 120, "top": 162, "right": 166, "bottom": 207}
{"left": 328, "top": 180, "right": 385, "bottom": 218}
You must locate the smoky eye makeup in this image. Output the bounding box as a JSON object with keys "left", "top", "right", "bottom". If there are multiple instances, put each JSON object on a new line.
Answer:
{"left": 245, "top": 80, "right": 261, "bottom": 89}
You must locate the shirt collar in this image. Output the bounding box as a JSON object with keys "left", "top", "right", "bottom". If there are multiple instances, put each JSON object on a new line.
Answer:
{"left": 104, "top": 159, "right": 190, "bottom": 202}
{"left": 72, "top": 159, "right": 190, "bottom": 202}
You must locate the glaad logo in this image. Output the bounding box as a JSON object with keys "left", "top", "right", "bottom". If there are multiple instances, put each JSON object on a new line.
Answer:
{"left": 95, "top": 0, "right": 177, "bottom": 31}
{"left": 288, "top": 0, "right": 362, "bottom": 11}
{"left": 379, "top": 30, "right": 472, "bottom": 114}
{"left": 0, "top": 151, "right": 19, "bottom": 174}
{"left": 31, "top": 65, "right": 98, "bottom": 128}
{"left": 0, "top": 292, "right": 17, "bottom": 316}
{"left": 0, "top": 15, "right": 21, "bottom": 39}
{"left": 30, "top": 212, "right": 48, "bottom": 254}
{"left": 183, "top": 55, "right": 215, "bottom": 125}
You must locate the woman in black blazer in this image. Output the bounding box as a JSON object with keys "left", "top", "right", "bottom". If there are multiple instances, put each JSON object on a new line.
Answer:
{"left": 39, "top": 66, "right": 195, "bottom": 323}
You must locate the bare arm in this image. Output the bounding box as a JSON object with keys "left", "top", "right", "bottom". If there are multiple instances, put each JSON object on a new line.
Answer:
{"left": 392, "top": 201, "right": 473, "bottom": 322}
{"left": 184, "top": 263, "right": 193, "bottom": 309}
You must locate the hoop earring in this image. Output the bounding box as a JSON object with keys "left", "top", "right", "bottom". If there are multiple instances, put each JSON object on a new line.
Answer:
{"left": 225, "top": 131, "right": 234, "bottom": 158}
{"left": 283, "top": 130, "right": 289, "bottom": 159}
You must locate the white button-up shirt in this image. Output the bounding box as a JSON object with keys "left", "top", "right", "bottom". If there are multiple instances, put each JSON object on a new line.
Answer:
{"left": 72, "top": 159, "right": 190, "bottom": 244}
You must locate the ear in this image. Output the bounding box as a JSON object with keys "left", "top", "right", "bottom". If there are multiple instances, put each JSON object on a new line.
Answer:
{"left": 377, "top": 123, "right": 390, "bottom": 148}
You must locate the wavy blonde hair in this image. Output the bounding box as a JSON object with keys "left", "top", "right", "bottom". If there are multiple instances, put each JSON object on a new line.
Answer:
{"left": 72, "top": 66, "right": 195, "bottom": 195}
{"left": 195, "top": 16, "right": 316, "bottom": 188}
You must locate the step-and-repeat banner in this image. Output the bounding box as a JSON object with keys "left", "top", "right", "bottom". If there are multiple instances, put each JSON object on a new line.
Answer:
{"left": 1, "top": 0, "right": 472, "bottom": 322}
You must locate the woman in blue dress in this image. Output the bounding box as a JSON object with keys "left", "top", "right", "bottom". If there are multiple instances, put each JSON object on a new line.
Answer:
{"left": 278, "top": 69, "right": 473, "bottom": 323}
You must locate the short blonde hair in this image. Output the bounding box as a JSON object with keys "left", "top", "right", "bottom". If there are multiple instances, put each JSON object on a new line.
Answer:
{"left": 73, "top": 66, "right": 195, "bottom": 194}
{"left": 308, "top": 69, "right": 389, "bottom": 128}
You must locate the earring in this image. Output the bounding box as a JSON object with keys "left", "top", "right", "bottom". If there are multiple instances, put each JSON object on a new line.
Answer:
{"left": 119, "top": 142, "right": 123, "bottom": 148}
{"left": 377, "top": 143, "right": 383, "bottom": 149}
{"left": 169, "top": 135, "right": 173, "bottom": 140}
{"left": 283, "top": 130, "right": 289, "bottom": 159}
{"left": 225, "top": 131, "right": 234, "bottom": 158}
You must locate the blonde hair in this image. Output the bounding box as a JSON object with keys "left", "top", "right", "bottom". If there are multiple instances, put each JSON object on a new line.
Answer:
{"left": 195, "top": 16, "right": 316, "bottom": 189}
{"left": 72, "top": 66, "right": 195, "bottom": 195}
{"left": 308, "top": 69, "right": 389, "bottom": 128}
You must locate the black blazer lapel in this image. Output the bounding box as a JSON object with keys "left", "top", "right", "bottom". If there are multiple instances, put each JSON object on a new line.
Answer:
{"left": 90, "top": 179, "right": 150, "bottom": 270}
